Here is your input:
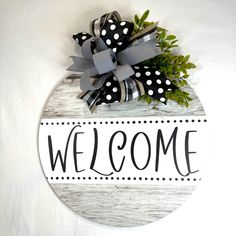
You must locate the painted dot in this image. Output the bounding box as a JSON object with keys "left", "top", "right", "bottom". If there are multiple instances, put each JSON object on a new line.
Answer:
{"left": 114, "top": 33, "right": 119, "bottom": 40}
{"left": 113, "top": 48, "right": 117, "bottom": 53}
{"left": 118, "top": 42, "right": 122, "bottom": 45}
{"left": 82, "top": 36, "right": 87, "bottom": 40}
{"left": 146, "top": 80, "right": 152, "bottom": 85}
{"left": 166, "top": 79, "right": 171, "bottom": 85}
{"left": 156, "top": 79, "right": 162, "bottom": 84}
{"left": 158, "top": 88, "right": 164, "bottom": 94}
{"left": 101, "top": 29, "right": 107, "bottom": 36}
{"left": 168, "top": 88, "right": 172, "bottom": 91}
{"left": 106, "top": 95, "right": 112, "bottom": 100}
{"left": 148, "top": 90, "right": 154, "bottom": 96}
{"left": 120, "top": 22, "right": 126, "bottom": 26}
{"left": 113, "top": 87, "right": 118, "bottom": 92}
{"left": 82, "top": 32, "right": 87, "bottom": 35}
{"left": 110, "top": 24, "right": 116, "bottom": 30}
{"left": 106, "top": 82, "right": 111, "bottom": 87}
{"left": 108, "top": 19, "right": 114, "bottom": 23}
{"left": 160, "top": 97, "right": 166, "bottom": 102}
{"left": 134, "top": 66, "right": 139, "bottom": 69}
{"left": 113, "top": 77, "right": 118, "bottom": 81}
{"left": 123, "top": 28, "right": 128, "bottom": 34}
{"left": 106, "top": 39, "right": 111, "bottom": 45}
{"left": 144, "top": 66, "right": 149, "bottom": 69}
{"left": 155, "top": 71, "right": 161, "bottom": 75}
{"left": 135, "top": 72, "right": 141, "bottom": 77}
{"left": 145, "top": 71, "right": 151, "bottom": 76}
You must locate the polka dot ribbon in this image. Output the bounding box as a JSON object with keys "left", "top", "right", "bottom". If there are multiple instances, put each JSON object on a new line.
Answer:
{"left": 69, "top": 11, "right": 178, "bottom": 112}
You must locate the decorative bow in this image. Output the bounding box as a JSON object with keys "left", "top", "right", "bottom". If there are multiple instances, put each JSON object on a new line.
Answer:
{"left": 69, "top": 11, "right": 178, "bottom": 112}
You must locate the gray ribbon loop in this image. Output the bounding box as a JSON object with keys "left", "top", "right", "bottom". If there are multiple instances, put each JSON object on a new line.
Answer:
{"left": 81, "top": 38, "right": 95, "bottom": 59}
{"left": 93, "top": 37, "right": 108, "bottom": 52}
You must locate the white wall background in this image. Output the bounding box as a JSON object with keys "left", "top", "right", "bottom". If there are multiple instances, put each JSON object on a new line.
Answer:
{"left": 0, "top": 0, "right": 236, "bottom": 235}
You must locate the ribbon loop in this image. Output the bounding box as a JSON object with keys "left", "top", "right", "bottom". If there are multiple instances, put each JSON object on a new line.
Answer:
{"left": 90, "top": 11, "right": 121, "bottom": 36}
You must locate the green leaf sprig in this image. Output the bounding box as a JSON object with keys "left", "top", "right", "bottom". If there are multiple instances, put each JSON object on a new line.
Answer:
{"left": 133, "top": 10, "right": 197, "bottom": 108}
{"left": 133, "top": 10, "right": 152, "bottom": 34}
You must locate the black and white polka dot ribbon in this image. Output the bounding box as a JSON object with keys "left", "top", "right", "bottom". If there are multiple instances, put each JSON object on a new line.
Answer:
{"left": 69, "top": 11, "right": 178, "bottom": 112}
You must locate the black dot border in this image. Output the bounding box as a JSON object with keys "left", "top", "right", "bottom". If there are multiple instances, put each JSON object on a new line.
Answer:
{"left": 40, "top": 119, "right": 207, "bottom": 126}
{"left": 46, "top": 176, "right": 201, "bottom": 182}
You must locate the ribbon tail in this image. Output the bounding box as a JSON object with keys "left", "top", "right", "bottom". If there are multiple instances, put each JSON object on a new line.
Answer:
{"left": 78, "top": 89, "right": 102, "bottom": 113}
{"left": 80, "top": 71, "right": 110, "bottom": 91}
{"left": 80, "top": 72, "right": 95, "bottom": 91}
{"left": 67, "top": 56, "right": 94, "bottom": 72}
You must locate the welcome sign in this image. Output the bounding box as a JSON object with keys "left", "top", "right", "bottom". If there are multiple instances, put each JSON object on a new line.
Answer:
{"left": 39, "top": 116, "right": 207, "bottom": 185}
{"left": 38, "top": 75, "right": 208, "bottom": 226}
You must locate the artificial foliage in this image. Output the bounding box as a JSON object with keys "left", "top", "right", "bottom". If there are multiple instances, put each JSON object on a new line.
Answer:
{"left": 134, "top": 10, "right": 196, "bottom": 107}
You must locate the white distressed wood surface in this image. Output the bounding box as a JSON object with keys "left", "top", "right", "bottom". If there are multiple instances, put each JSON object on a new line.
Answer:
{"left": 40, "top": 76, "right": 206, "bottom": 227}
{"left": 52, "top": 184, "right": 196, "bottom": 227}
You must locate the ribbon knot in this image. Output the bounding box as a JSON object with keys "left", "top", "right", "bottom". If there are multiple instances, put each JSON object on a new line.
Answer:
{"left": 93, "top": 48, "right": 116, "bottom": 74}
{"left": 68, "top": 11, "right": 178, "bottom": 112}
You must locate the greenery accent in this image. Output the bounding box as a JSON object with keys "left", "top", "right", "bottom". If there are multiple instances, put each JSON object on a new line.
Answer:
{"left": 133, "top": 10, "right": 151, "bottom": 33}
{"left": 133, "top": 10, "right": 197, "bottom": 108}
{"left": 166, "top": 90, "right": 193, "bottom": 107}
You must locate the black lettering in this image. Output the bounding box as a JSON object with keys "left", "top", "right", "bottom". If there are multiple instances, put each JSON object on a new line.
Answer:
{"left": 109, "top": 131, "right": 127, "bottom": 172}
{"left": 73, "top": 132, "right": 85, "bottom": 172}
{"left": 48, "top": 125, "right": 81, "bottom": 172}
{"left": 185, "top": 130, "right": 198, "bottom": 174}
{"left": 156, "top": 127, "right": 188, "bottom": 176}
{"left": 131, "top": 132, "right": 151, "bottom": 170}
{"left": 90, "top": 128, "right": 113, "bottom": 176}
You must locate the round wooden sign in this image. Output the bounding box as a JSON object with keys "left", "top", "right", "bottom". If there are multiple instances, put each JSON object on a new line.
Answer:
{"left": 38, "top": 75, "right": 207, "bottom": 227}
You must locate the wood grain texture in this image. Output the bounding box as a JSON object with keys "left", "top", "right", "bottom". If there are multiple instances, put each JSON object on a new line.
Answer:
{"left": 41, "top": 76, "right": 205, "bottom": 227}
{"left": 51, "top": 184, "right": 196, "bottom": 227}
